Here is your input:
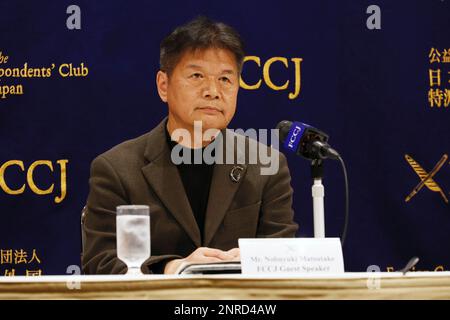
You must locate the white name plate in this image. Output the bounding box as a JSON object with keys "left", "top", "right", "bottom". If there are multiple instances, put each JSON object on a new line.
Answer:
{"left": 239, "top": 238, "right": 344, "bottom": 275}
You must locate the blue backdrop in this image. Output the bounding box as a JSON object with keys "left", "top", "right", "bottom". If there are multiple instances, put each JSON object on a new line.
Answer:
{"left": 0, "top": 0, "right": 449, "bottom": 275}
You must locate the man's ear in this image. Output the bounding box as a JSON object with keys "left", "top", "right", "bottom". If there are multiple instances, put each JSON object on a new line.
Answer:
{"left": 156, "top": 70, "right": 169, "bottom": 102}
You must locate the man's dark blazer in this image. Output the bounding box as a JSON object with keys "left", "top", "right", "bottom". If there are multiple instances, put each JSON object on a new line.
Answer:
{"left": 82, "top": 118, "right": 298, "bottom": 274}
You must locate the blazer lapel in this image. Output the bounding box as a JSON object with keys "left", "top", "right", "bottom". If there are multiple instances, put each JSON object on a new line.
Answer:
{"left": 141, "top": 119, "right": 202, "bottom": 247}
{"left": 203, "top": 130, "right": 248, "bottom": 247}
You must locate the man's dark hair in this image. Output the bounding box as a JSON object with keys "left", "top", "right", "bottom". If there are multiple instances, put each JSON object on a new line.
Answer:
{"left": 160, "top": 16, "right": 245, "bottom": 75}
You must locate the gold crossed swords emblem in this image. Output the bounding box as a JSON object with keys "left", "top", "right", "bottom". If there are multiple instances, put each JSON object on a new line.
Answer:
{"left": 404, "top": 154, "right": 449, "bottom": 204}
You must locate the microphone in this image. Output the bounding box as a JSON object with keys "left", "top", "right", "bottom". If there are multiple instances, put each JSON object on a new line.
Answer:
{"left": 276, "top": 120, "right": 340, "bottom": 160}
{"left": 276, "top": 120, "right": 349, "bottom": 246}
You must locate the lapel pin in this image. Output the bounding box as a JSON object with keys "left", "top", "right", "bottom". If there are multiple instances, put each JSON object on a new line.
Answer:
{"left": 230, "top": 165, "right": 244, "bottom": 183}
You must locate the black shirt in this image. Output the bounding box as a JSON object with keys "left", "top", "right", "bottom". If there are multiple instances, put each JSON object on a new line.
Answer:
{"left": 165, "top": 126, "right": 215, "bottom": 242}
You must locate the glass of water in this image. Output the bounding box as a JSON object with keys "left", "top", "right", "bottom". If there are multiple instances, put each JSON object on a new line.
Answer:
{"left": 116, "top": 205, "right": 150, "bottom": 275}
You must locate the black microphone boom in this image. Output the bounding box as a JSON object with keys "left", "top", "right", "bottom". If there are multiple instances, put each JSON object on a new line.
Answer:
{"left": 276, "top": 120, "right": 340, "bottom": 160}
{"left": 276, "top": 119, "right": 349, "bottom": 247}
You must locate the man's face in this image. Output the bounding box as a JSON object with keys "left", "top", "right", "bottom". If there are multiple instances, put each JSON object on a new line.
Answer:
{"left": 157, "top": 48, "right": 240, "bottom": 133}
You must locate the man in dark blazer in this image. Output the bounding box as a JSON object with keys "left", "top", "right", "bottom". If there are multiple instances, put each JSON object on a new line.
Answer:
{"left": 82, "top": 17, "right": 298, "bottom": 275}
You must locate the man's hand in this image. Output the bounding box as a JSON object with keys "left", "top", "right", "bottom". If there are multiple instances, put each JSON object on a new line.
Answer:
{"left": 164, "top": 247, "right": 240, "bottom": 274}
{"left": 226, "top": 248, "right": 240, "bottom": 261}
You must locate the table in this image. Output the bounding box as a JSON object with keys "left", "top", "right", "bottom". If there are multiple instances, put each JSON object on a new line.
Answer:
{"left": 1, "top": 272, "right": 450, "bottom": 299}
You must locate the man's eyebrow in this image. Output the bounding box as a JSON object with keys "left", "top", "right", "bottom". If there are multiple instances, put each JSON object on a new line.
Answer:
{"left": 185, "top": 64, "right": 236, "bottom": 74}
{"left": 221, "top": 69, "right": 236, "bottom": 75}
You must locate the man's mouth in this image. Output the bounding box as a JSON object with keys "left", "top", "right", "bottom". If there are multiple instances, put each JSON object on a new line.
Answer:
{"left": 196, "top": 106, "right": 222, "bottom": 114}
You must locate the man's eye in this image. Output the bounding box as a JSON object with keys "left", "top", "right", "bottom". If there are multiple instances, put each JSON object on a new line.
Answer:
{"left": 220, "top": 77, "right": 231, "bottom": 83}
{"left": 190, "top": 73, "right": 203, "bottom": 79}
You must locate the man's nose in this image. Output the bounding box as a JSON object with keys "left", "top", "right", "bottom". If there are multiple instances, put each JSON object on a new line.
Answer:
{"left": 202, "top": 78, "right": 220, "bottom": 100}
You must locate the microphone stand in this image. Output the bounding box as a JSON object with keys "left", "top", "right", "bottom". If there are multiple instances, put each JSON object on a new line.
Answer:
{"left": 311, "top": 159, "right": 325, "bottom": 238}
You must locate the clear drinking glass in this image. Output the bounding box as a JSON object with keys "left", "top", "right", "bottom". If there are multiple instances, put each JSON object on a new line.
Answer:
{"left": 116, "top": 205, "right": 150, "bottom": 275}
